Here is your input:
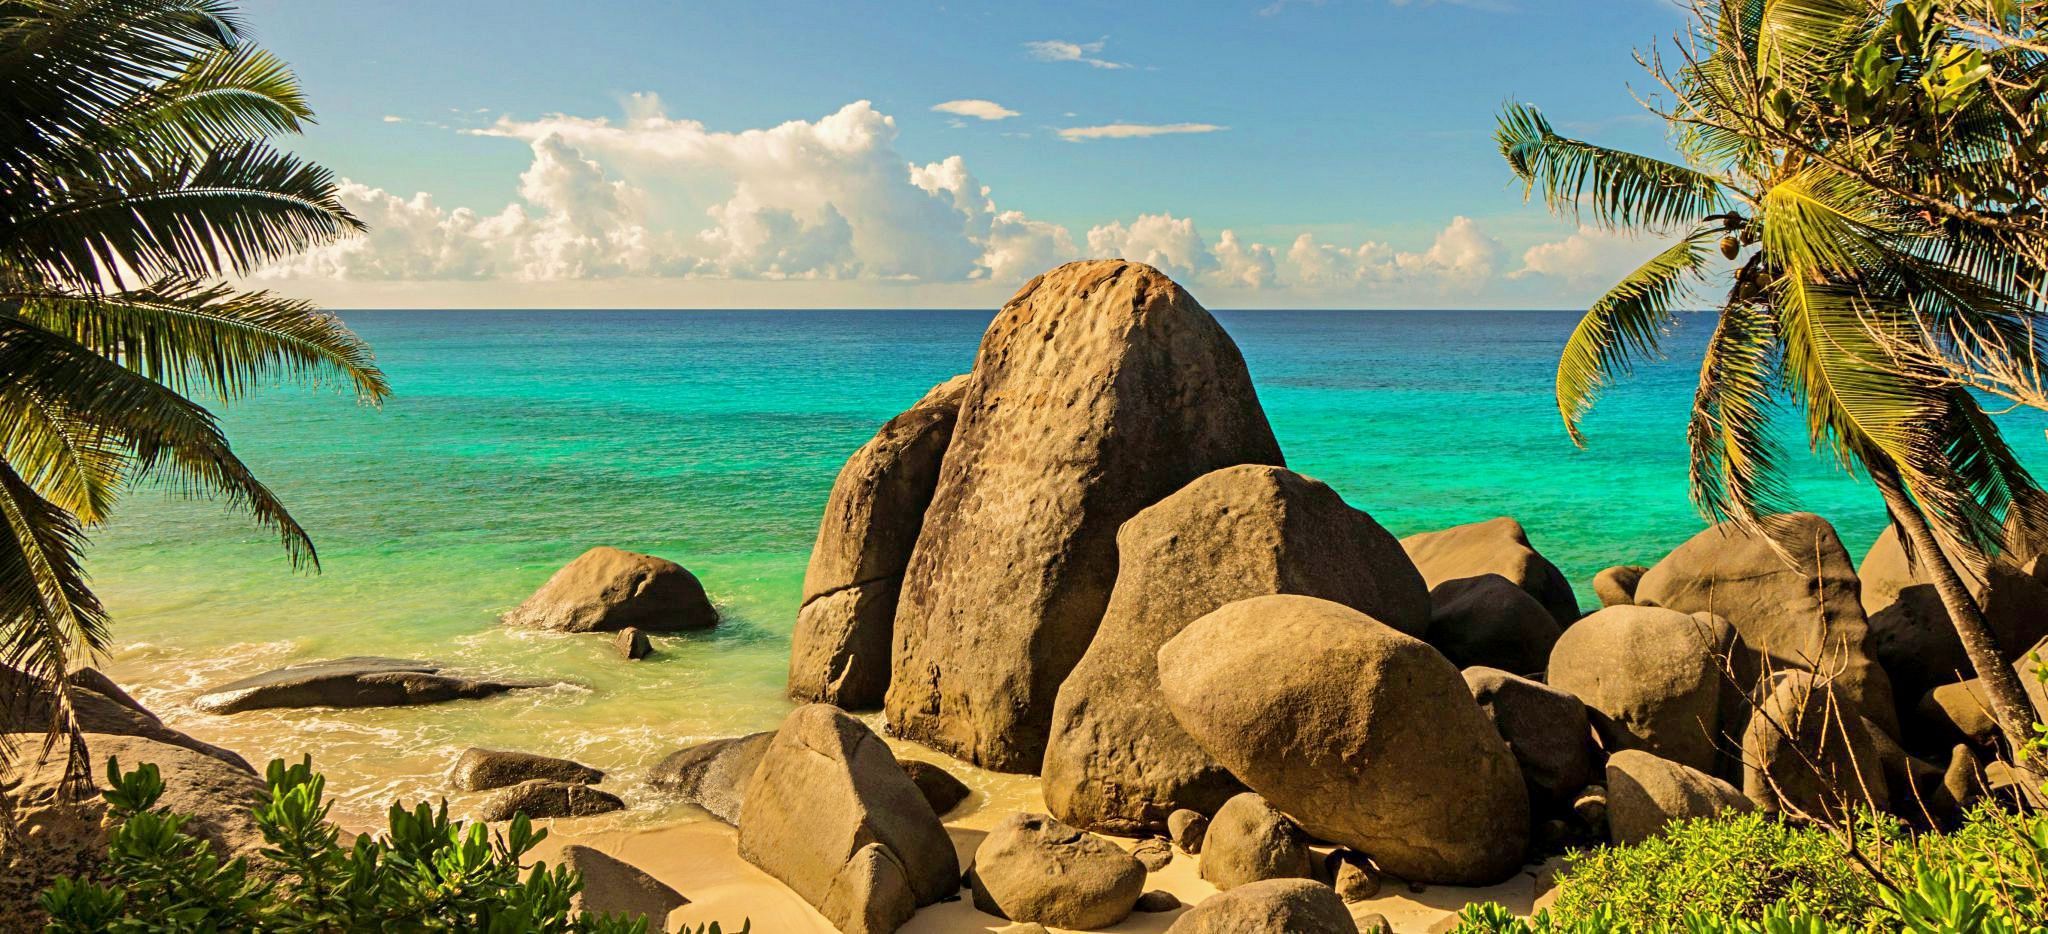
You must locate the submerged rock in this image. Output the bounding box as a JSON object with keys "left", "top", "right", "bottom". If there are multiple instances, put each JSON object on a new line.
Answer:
{"left": 789, "top": 375, "right": 968, "bottom": 709}
{"left": 886, "top": 260, "right": 1284, "bottom": 773}
{"left": 966, "top": 812, "right": 1146, "bottom": 929}
{"left": 504, "top": 546, "right": 717, "bottom": 633}
{"left": 477, "top": 779, "right": 624, "bottom": 821}
{"left": 1159, "top": 595, "right": 1529, "bottom": 885}
{"left": 449, "top": 748, "right": 603, "bottom": 792}
{"left": 646, "top": 732, "right": 772, "bottom": 825}
{"left": 737, "top": 705, "right": 956, "bottom": 934}
{"left": 1401, "top": 516, "right": 1580, "bottom": 626}
{"left": 1044, "top": 464, "right": 1427, "bottom": 834}
{"left": 614, "top": 627, "right": 653, "bottom": 660}
{"left": 193, "top": 657, "right": 547, "bottom": 714}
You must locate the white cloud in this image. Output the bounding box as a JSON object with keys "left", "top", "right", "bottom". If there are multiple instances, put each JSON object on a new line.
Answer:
{"left": 1024, "top": 38, "right": 1128, "bottom": 69}
{"left": 1515, "top": 227, "right": 1670, "bottom": 286}
{"left": 1057, "top": 122, "right": 1226, "bottom": 141}
{"left": 932, "top": 99, "right": 1019, "bottom": 121}
{"left": 263, "top": 98, "right": 1533, "bottom": 306}
{"left": 381, "top": 115, "right": 405, "bottom": 123}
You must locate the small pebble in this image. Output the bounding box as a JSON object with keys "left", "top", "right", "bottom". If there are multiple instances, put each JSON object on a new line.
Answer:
{"left": 1134, "top": 889, "right": 1180, "bottom": 912}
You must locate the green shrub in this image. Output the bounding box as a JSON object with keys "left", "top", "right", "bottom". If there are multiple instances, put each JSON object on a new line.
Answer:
{"left": 40, "top": 756, "right": 746, "bottom": 933}
{"left": 1451, "top": 806, "right": 2048, "bottom": 933}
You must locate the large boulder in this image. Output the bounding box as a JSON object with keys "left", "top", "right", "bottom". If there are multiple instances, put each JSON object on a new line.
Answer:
{"left": 1861, "top": 526, "right": 2048, "bottom": 714}
{"left": 1605, "top": 749, "right": 1752, "bottom": 845}
{"left": 1, "top": 665, "right": 248, "bottom": 770}
{"left": 1546, "top": 606, "right": 1738, "bottom": 774}
{"left": 1159, "top": 595, "right": 1529, "bottom": 885}
{"left": 1, "top": 731, "right": 267, "bottom": 926}
{"left": 646, "top": 732, "right": 772, "bottom": 825}
{"left": 1425, "top": 574, "right": 1562, "bottom": 676}
{"left": 1743, "top": 671, "right": 1890, "bottom": 821}
{"left": 1400, "top": 517, "right": 1579, "bottom": 626}
{"left": 194, "top": 657, "right": 547, "bottom": 714}
{"left": 789, "top": 376, "right": 968, "bottom": 709}
{"left": 1463, "top": 667, "right": 1595, "bottom": 811}
{"left": 1043, "top": 464, "right": 1427, "bottom": 833}
{"left": 1164, "top": 879, "right": 1359, "bottom": 934}
{"left": 1915, "top": 680, "right": 1998, "bottom": 748}
{"left": 450, "top": 748, "right": 603, "bottom": 792}
{"left": 2019, "top": 635, "right": 2047, "bottom": 722}
{"left": 965, "top": 812, "right": 1146, "bottom": 929}
{"left": 885, "top": 260, "right": 1284, "bottom": 773}
{"left": 560, "top": 845, "right": 689, "bottom": 933}
{"left": 1196, "top": 792, "right": 1314, "bottom": 891}
{"left": 1634, "top": 514, "right": 1896, "bottom": 734}
{"left": 504, "top": 547, "right": 717, "bottom": 633}
{"left": 737, "top": 705, "right": 957, "bottom": 934}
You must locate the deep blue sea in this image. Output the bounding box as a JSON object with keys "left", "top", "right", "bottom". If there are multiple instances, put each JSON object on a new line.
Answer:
{"left": 84, "top": 309, "right": 2048, "bottom": 824}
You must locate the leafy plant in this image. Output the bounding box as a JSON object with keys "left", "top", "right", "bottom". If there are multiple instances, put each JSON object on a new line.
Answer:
{"left": 38, "top": 756, "right": 733, "bottom": 933}
{"left": 1451, "top": 806, "right": 2048, "bottom": 933}
{"left": 1497, "top": 0, "right": 2048, "bottom": 759}
{"left": 0, "top": 0, "right": 387, "bottom": 771}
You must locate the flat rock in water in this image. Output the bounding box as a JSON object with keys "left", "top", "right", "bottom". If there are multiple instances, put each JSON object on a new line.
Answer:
{"left": 194, "top": 657, "right": 548, "bottom": 714}
{"left": 477, "top": 779, "right": 624, "bottom": 821}
{"left": 647, "top": 732, "right": 773, "bottom": 825}
{"left": 561, "top": 845, "right": 688, "bottom": 933}
{"left": 504, "top": 547, "right": 718, "bottom": 633}
{"left": 449, "top": 748, "right": 603, "bottom": 792}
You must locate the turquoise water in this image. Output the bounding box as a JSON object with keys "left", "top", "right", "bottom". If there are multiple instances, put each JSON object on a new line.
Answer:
{"left": 87, "top": 309, "right": 2048, "bottom": 824}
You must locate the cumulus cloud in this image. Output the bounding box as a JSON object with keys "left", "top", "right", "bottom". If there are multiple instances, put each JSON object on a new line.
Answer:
{"left": 1514, "top": 227, "right": 1670, "bottom": 287}
{"left": 1024, "top": 38, "right": 1128, "bottom": 69}
{"left": 931, "top": 99, "right": 1018, "bottom": 121}
{"left": 262, "top": 97, "right": 1523, "bottom": 304}
{"left": 1057, "top": 122, "right": 1226, "bottom": 141}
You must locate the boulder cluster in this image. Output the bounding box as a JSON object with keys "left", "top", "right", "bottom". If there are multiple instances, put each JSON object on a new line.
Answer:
{"left": 763, "top": 260, "right": 2048, "bottom": 931}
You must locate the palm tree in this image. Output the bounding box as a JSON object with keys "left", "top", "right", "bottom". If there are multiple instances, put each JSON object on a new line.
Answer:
{"left": 0, "top": 0, "right": 386, "bottom": 772}
{"left": 1496, "top": 0, "right": 2048, "bottom": 760}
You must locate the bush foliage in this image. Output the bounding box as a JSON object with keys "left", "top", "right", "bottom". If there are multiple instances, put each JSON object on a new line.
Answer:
{"left": 40, "top": 757, "right": 743, "bottom": 934}
{"left": 1453, "top": 806, "right": 2048, "bottom": 933}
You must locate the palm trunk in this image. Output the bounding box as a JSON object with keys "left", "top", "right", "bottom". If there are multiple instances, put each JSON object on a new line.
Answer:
{"left": 1868, "top": 459, "right": 2043, "bottom": 762}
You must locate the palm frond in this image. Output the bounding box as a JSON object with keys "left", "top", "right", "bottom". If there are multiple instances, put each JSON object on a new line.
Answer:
{"left": 1688, "top": 301, "right": 1791, "bottom": 528}
{"left": 0, "top": 385, "right": 126, "bottom": 523}
{"left": 0, "top": 318, "right": 317, "bottom": 567}
{"left": 1757, "top": 0, "right": 1881, "bottom": 96}
{"left": 112, "top": 44, "right": 310, "bottom": 151}
{"left": 12, "top": 279, "right": 389, "bottom": 403}
{"left": 1556, "top": 227, "right": 1719, "bottom": 444}
{"left": 1497, "top": 102, "right": 1727, "bottom": 231}
{"left": 3, "top": 140, "right": 362, "bottom": 292}
{"left": 0, "top": 457, "right": 107, "bottom": 773}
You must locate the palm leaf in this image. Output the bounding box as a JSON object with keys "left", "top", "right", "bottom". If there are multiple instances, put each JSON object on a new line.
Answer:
{"left": 1556, "top": 227, "right": 1719, "bottom": 444}
{"left": 1757, "top": 0, "right": 1881, "bottom": 97}
{"left": 0, "top": 385, "right": 126, "bottom": 522}
{"left": 1497, "top": 102, "right": 1727, "bottom": 231}
{"left": 110, "top": 44, "right": 310, "bottom": 151}
{"left": 1689, "top": 301, "right": 1792, "bottom": 529}
{"left": 3, "top": 140, "right": 362, "bottom": 292}
{"left": 0, "top": 318, "right": 317, "bottom": 566}
{"left": 12, "top": 279, "right": 389, "bottom": 403}
{"left": 0, "top": 457, "right": 106, "bottom": 774}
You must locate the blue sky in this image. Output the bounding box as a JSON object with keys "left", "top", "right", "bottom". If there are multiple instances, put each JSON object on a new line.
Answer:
{"left": 242, "top": 0, "right": 1697, "bottom": 308}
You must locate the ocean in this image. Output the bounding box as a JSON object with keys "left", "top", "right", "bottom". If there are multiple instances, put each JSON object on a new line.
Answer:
{"left": 88, "top": 309, "right": 2046, "bottom": 825}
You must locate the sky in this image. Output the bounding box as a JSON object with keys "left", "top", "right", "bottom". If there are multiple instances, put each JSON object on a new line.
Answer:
{"left": 239, "top": 0, "right": 1700, "bottom": 309}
